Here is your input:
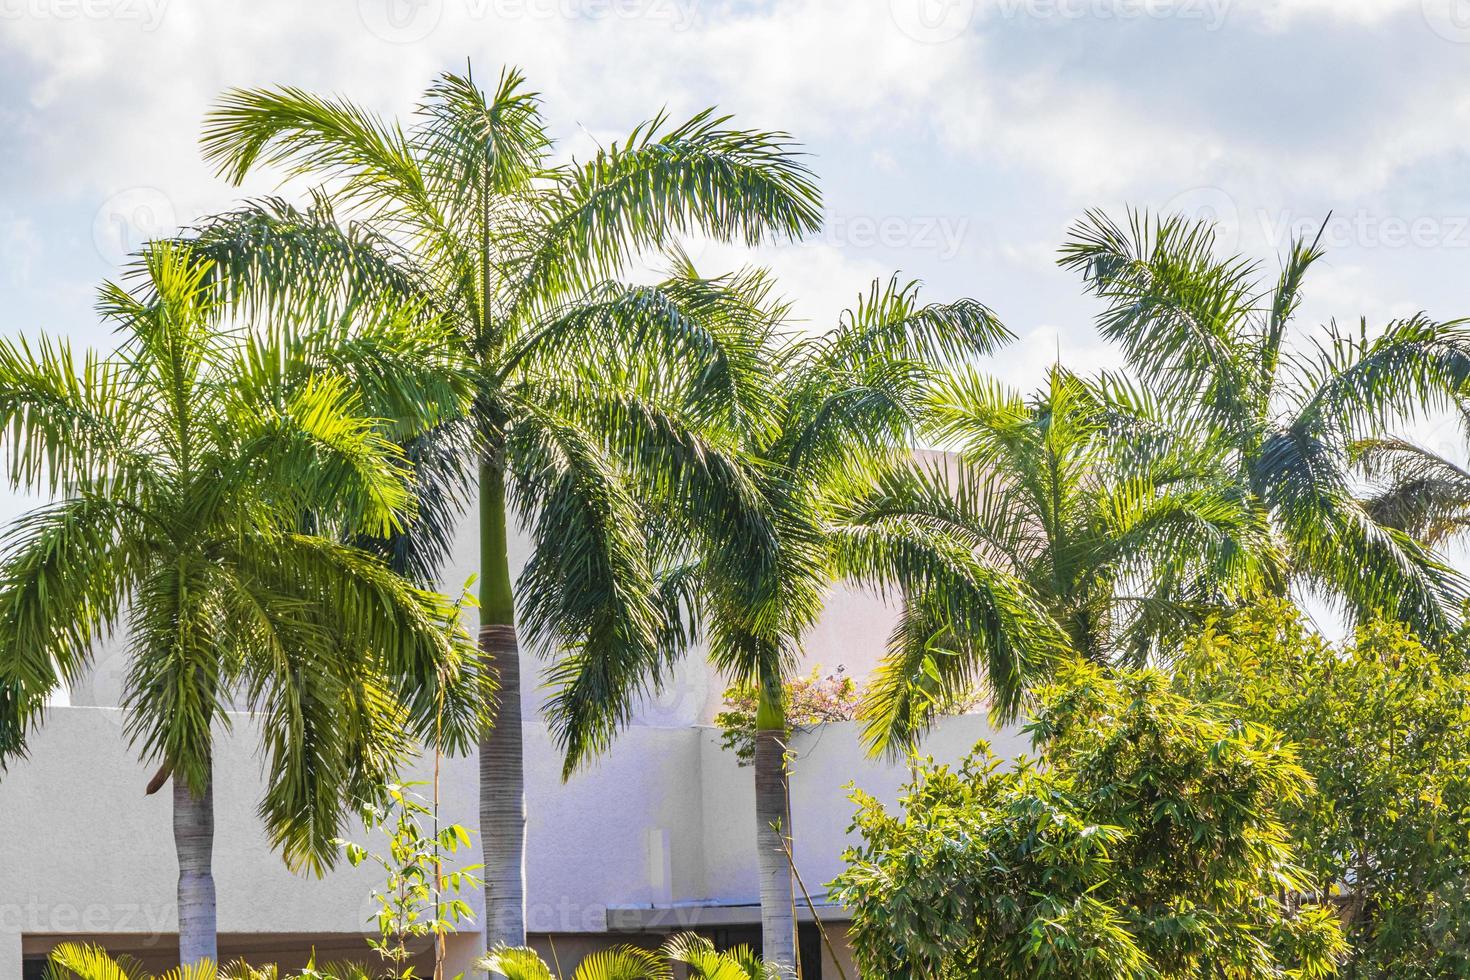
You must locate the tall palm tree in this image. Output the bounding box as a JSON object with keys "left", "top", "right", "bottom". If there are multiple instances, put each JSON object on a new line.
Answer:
{"left": 1059, "top": 210, "right": 1470, "bottom": 634}
{"left": 857, "top": 365, "right": 1275, "bottom": 746}
{"left": 0, "top": 246, "right": 482, "bottom": 965}
{"left": 191, "top": 65, "right": 822, "bottom": 953}
{"left": 545, "top": 270, "right": 1063, "bottom": 975}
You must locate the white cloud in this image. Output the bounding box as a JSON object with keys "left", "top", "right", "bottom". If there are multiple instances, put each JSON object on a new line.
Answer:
{"left": 0, "top": 213, "right": 39, "bottom": 285}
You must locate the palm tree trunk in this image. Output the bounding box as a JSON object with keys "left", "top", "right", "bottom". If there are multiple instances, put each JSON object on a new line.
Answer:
{"left": 479, "top": 460, "right": 526, "bottom": 956}
{"left": 754, "top": 687, "right": 796, "bottom": 978}
{"left": 173, "top": 762, "right": 217, "bottom": 967}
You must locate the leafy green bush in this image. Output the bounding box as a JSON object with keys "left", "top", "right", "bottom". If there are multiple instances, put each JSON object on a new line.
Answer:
{"left": 830, "top": 661, "right": 1347, "bottom": 978}
{"left": 1175, "top": 601, "right": 1470, "bottom": 977}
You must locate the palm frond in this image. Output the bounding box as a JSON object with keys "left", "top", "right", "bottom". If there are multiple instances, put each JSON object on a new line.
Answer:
{"left": 0, "top": 334, "right": 150, "bottom": 495}
{"left": 478, "top": 947, "right": 555, "bottom": 980}
{"left": 509, "top": 108, "right": 820, "bottom": 308}
{"left": 663, "top": 933, "right": 773, "bottom": 979}
{"left": 201, "top": 84, "right": 443, "bottom": 234}
{"left": 1292, "top": 315, "right": 1470, "bottom": 440}
{"left": 183, "top": 194, "right": 430, "bottom": 326}
{"left": 1058, "top": 208, "right": 1259, "bottom": 425}
{"left": 508, "top": 408, "right": 666, "bottom": 776}
{"left": 45, "top": 944, "right": 149, "bottom": 980}
{"left": 0, "top": 493, "right": 142, "bottom": 705}
{"left": 1259, "top": 425, "right": 1466, "bottom": 636}
{"left": 1355, "top": 437, "right": 1470, "bottom": 546}
{"left": 821, "top": 275, "right": 1012, "bottom": 372}
{"left": 415, "top": 67, "right": 550, "bottom": 206}
{"left": 833, "top": 463, "right": 1067, "bottom": 750}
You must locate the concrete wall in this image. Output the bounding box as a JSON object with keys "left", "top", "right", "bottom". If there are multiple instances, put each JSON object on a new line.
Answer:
{"left": 0, "top": 703, "right": 1024, "bottom": 978}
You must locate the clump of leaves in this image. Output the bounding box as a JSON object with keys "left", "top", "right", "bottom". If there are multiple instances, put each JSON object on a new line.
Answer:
{"left": 44, "top": 947, "right": 371, "bottom": 980}
{"left": 1175, "top": 600, "right": 1470, "bottom": 977}
{"left": 338, "top": 783, "right": 481, "bottom": 980}
{"left": 830, "top": 660, "right": 1348, "bottom": 979}
{"left": 480, "top": 931, "right": 778, "bottom": 979}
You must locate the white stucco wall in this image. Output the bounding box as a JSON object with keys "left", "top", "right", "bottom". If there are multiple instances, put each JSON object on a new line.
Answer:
{"left": 0, "top": 704, "right": 1024, "bottom": 977}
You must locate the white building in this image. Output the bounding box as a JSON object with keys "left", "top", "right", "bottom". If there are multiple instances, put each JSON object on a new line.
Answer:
{"left": 0, "top": 508, "right": 1026, "bottom": 979}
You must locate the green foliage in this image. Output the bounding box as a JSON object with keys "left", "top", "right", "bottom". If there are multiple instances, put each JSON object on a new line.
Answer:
{"left": 339, "top": 782, "right": 482, "bottom": 979}
{"left": 479, "top": 933, "right": 777, "bottom": 980}
{"left": 1354, "top": 435, "right": 1470, "bottom": 547}
{"left": 191, "top": 63, "right": 824, "bottom": 603}
{"left": 544, "top": 264, "right": 1061, "bottom": 771}
{"left": 0, "top": 244, "right": 486, "bottom": 869}
{"left": 46, "top": 944, "right": 217, "bottom": 980}
{"left": 861, "top": 365, "right": 1277, "bottom": 752}
{"left": 46, "top": 947, "right": 387, "bottom": 980}
{"left": 1059, "top": 209, "right": 1470, "bottom": 638}
{"left": 1175, "top": 601, "right": 1470, "bottom": 976}
{"left": 831, "top": 661, "right": 1348, "bottom": 978}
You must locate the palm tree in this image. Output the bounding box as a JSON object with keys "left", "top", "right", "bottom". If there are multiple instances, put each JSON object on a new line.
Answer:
{"left": 190, "top": 65, "right": 822, "bottom": 953}
{"left": 544, "top": 270, "right": 1063, "bottom": 974}
{"left": 0, "top": 246, "right": 482, "bottom": 965}
{"left": 1058, "top": 210, "right": 1470, "bottom": 634}
{"left": 857, "top": 365, "right": 1274, "bottom": 745}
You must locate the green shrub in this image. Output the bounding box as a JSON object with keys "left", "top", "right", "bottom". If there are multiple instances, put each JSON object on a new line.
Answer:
{"left": 1175, "top": 601, "right": 1470, "bottom": 977}
{"left": 830, "top": 661, "right": 1347, "bottom": 978}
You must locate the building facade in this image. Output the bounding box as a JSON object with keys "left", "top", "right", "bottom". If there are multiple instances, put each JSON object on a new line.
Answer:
{"left": 0, "top": 509, "right": 1025, "bottom": 979}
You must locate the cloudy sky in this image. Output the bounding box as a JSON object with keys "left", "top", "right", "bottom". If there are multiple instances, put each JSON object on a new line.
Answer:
{"left": 2, "top": 0, "right": 1470, "bottom": 542}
